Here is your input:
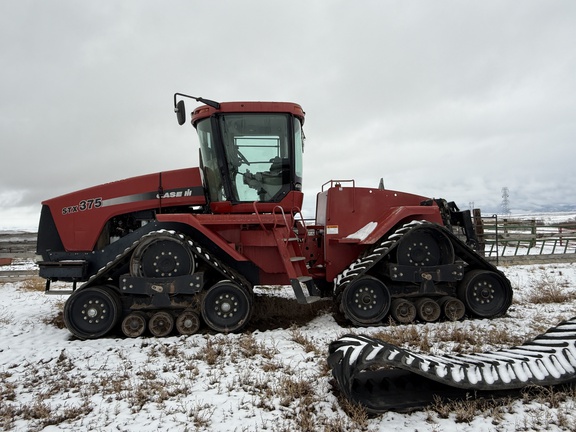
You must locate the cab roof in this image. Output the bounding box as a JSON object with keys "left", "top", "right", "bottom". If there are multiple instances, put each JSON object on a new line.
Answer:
{"left": 191, "top": 101, "right": 305, "bottom": 126}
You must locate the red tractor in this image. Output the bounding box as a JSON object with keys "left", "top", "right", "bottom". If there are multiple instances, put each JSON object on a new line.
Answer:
{"left": 37, "top": 93, "right": 512, "bottom": 339}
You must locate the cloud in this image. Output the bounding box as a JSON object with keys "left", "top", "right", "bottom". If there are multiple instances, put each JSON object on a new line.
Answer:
{"left": 1, "top": 0, "right": 576, "bottom": 229}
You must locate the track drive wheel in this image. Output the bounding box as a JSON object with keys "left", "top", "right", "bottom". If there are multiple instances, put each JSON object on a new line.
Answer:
{"left": 396, "top": 225, "right": 455, "bottom": 266}
{"left": 341, "top": 276, "right": 391, "bottom": 326}
{"left": 390, "top": 298, "right": 416, "bottom": 324}
{"left": 121, "top": 312, "right": 147, "bottom": 337}
{"left": 63, "top": 285, "right": 122, "bottom": 339}
{"left": 148, "top": 311, "right": 174, "bottom": 337}
{"left": 201, "top": 281, "right": 252, "bottom": 333}
{"left": 457, "top": 270, "right": 513, "bottom": 318}
{"left": 176, "top": 310, "right": 201, "bottom": 335}
{"left": 415, "top": 297, "right": 441, "bottom": 322}
{"left": 130, "top": 233, "right": 195, "bottom": 278}
{"left": 438, "top": 296, "right": 466, "bottom": 321}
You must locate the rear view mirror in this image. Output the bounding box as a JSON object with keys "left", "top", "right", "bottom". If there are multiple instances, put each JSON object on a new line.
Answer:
{"left": 175, "top": 100, "right": 186, "bottom": 125}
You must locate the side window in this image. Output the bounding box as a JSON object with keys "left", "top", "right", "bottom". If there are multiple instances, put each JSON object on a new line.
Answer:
{"left": 294, "top": 118, "right": 303, "bottom": 181}
{"left": 197, "top": 119, "right": 226, "bottom": 201}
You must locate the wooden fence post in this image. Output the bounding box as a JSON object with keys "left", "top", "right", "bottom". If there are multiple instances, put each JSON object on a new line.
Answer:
{"left": 473, "top": 209, "right": 485, "bottom": 255}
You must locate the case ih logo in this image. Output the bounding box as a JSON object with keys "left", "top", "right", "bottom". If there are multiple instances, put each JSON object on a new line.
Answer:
{"left": 156, "top": 188, "right": 196, "bottom": 199}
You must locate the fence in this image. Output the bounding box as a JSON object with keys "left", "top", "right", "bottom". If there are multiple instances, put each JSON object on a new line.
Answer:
{"left": 473, "top": 210, "right": 576, "bottom": 265}
{"left": 0, "top": 232, "right": 37, "bottom": 260}
{"left": 2, "top": 217, "right": 576, "bottom": 274}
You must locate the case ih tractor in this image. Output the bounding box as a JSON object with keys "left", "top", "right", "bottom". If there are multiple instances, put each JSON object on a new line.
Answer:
{"left": 36, "top": 93, "right": 512, "bottom": 339}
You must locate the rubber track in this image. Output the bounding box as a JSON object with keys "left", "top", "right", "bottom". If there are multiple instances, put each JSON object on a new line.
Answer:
{"left": 81, "top": 229, "right": 250, "bottom": 291}
{"left": 334, "top": 221, "right": 423, "bottom": 291}
{"left": 333, "top": 220, "right": 507, "bottom": 323}
{"left": 328, "top": 317, "right": 576, "bottom": 412}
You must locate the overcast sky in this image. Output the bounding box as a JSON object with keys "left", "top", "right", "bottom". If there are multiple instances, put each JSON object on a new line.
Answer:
{"left": 1, "top": 1, "right": 575, "bottom": 229}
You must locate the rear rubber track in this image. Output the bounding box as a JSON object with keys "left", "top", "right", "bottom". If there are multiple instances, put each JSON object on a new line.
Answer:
{"left": 334, "top": 220, "right": 511, "bottom": 326}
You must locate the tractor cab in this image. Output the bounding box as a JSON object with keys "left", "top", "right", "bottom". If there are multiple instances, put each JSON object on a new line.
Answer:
{"left": 175, "top": 94, "right": 305, "bottom": 213}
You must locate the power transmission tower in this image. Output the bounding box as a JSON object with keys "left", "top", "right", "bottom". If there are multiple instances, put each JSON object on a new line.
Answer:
{"left": 501, "top": 187, "right": 511, "bottom": 215}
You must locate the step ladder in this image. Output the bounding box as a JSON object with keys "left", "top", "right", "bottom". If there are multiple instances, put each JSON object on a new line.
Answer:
{"left": 272, "top": 227, "right": 322, "bottom": 304}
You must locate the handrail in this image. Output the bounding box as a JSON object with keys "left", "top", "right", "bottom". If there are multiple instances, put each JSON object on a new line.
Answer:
{"left": 252, "top": 201, "right": 269, "bottom": 234}
{"left": 321, "top": 179, "right": 356, "bottom": 213}
{"left": 321, "top": 179, "right": 355, "bottom": 192}
{"left": 272, "top": 205, "right": 289, "bottom": 232}
{"left": 292, "top": 207, "right": 309, "bottom": 242}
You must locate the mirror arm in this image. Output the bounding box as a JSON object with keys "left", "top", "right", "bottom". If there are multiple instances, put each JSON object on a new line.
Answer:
{"left": 173, "top": 93, "right": 221, "bottom": 125}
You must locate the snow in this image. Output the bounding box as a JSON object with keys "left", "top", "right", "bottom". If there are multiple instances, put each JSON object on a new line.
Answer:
{"left": 1, "top": 263, "right": 576, "bottom": 431}
{"left": 345, "top": 221, "right": 378, "bottom": 241}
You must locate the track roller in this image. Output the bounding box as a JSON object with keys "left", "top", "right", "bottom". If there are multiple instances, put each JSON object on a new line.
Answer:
{"left": 148, "top": 311, "right": 174, "bottom": 337}
{"left": 176, "top": 310, "right": 201, "bottom": 335}
{"left": 121, "top": 312, "right": 147, "bottom": 337}
{"left": 201, "top": 281, "right": 252, "bottom": 333}
{"left": 414, "top": 297, "right": 441, "bottom": 322}
{"left": 438, "top": 296, "right": 465, "bottom": 321}
{"left": 390, "top": 298, "right": 416, "bottom": 324}
{"left": 458, "top": 270, "right": 513, "bottom": 318}
{"left": 63, "top": 285, "right": 122, "bottom": 340}
{"left": 341, "top": 276, "right": 391, "bottom": 326}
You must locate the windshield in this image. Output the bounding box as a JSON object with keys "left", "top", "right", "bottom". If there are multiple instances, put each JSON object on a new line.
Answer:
{"left": 197, "top": 113, "right": 303, "bottom": 203}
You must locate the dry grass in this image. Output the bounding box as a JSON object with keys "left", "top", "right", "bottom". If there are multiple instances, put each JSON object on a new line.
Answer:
{"left": 18, "top": 277, "right": 45, "bottom": 292}
{"left": 290, "top": 326, "right": 324, "bottom": 355}
{"left": 429, "top": 394, "right": 514, "bottom": 424}
{"left": 527, "top": 272, "right": 575, "bottom": 304}
{"left": 6, "top": 266, "right": 576, "bottom": 430}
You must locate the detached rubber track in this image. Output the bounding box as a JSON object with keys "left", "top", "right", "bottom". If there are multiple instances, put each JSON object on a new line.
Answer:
{"left": 328, "top": 317, "right": 576, "bottom": 412}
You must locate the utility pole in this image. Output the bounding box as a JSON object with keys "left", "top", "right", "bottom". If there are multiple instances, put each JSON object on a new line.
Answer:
{"left": 501, "top": 187, "right": 511, "bottom": 215}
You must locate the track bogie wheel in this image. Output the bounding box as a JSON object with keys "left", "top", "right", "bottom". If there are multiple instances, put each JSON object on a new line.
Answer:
{"left": 121, "top": 312, "right": 147, "bottom": 338}
{"left": 63, "top": 285, "right": 122, "bottom": 339}
{"left": 176, "top": 310, "right": 201, "bottom": 335}
{"left": 130, "top": 233, "right": 195, "bottom": 278}
{"left": 396, "top": 225, "right": 455, "bottom": 267}
{"left": 201, "top": 281, "right": 252, "bottom": 333}
{"left": 438, "top": 296, "right": 466, "bottom": 321}
{"left": 415, "top": 297, "right": 441, "bottom": 322}
{"left": 457, "top": 270, "right": 513, "bottom": 318}
{"left": 148, "top": 311, "right": 174, "bottom": 337}
{"left": 341, "top": 276, "right": 391, "bottom": 326}
{"left": 390, "top": 298, "right": 416, "bottom": 324}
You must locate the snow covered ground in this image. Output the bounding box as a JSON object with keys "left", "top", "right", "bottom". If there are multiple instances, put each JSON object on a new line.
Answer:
{"left": 2, "top": 263, "right": 576, "bottom": 431}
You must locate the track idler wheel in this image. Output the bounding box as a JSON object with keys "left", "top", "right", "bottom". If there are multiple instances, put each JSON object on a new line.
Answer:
{"left": 176, "top": 310, "right": 201, "bottom": 335}
{"left": 390, "top": 298, "right": 416, "bottom": 324}
{"left": 341, "top": 276, "right": 391, "bottom": 326}
{"left": 201, "top": 281, "right": 252, "bottom": 333}
{"left": 130, "top": 233, "right": 195, "bottom": 278}
{"left": 396, "top": 225, "right": 455, "bottom": 267}
{"left": 148, "top": 311, "right": 174, "bottom": 337}
{"left": 121, "top": 312, "right": 147, "bottom": 337}
{"left": 457, "top": 270, "right": 513, "bottom": 318}
{"left": 63, "top": 285, "right": 122, "bottom": 339}
{"left": 438, "top": 296, "right": 465, "bottom": 321}
{"left": 414, "top": 297, "right": 441, "bottom": 322}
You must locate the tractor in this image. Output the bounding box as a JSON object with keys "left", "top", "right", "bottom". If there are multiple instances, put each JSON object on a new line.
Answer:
{"left": 36, "top": 93, "right": 512, "bottom": 339}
